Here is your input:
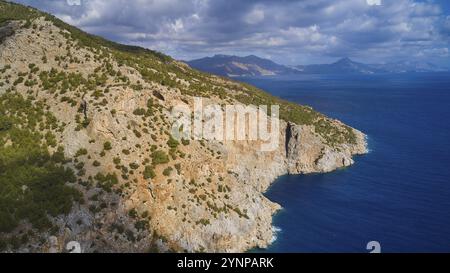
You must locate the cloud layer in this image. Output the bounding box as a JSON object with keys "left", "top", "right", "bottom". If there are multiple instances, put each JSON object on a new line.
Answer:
{"left": 10, "top": 0, "right": 450, "bottom": 65}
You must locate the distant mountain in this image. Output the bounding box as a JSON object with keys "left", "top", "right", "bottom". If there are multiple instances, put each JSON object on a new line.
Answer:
{"left": 369, "top": 61, "right": 448, "bottom": 73}
{"left": 187, "top": 54, "right": 297, "bottom": 77}
{"left": 188, "top": 55, "right": 447, "bottom": 77}
{"left": 295, "top": 57, "right": 382, "bottom": 74}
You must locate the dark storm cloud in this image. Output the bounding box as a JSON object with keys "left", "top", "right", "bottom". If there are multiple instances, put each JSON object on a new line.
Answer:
{"left": 9, "top": 0, "right": 450, "bottom": 65}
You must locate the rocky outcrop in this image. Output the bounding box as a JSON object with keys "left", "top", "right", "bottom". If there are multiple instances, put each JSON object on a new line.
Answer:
{"left": 285, "top": 122, "right": 367, "bottom": 174}
{"left": 0, "top": 22, "right": 17, "bottom": 43}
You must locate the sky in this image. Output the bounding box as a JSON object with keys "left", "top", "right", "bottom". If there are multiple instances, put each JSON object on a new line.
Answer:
{"left": 9, "top": 0, "right": 450, "bottom": 66}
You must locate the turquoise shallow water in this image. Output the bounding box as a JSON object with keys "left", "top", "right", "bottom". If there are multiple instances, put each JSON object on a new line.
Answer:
{"left": 242, "top": 73, "right": 450, "bottom": 253}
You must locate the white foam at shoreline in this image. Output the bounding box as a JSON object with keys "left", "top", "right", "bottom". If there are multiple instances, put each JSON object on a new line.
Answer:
{"left": 270, "top": 226, "right": 282, "bottom": 244}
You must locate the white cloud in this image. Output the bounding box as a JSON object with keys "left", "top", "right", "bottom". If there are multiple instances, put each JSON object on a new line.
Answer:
{"left": 10, "top": 0, "right": 450, "bottom": 65}
{"left": 366, "top": 0, "right": 381, "bottom": 6}
{"left": 244, "top": 7, "right": 265, "bottom": 25}
{"left": 66, "top": 0, "right": 81, "bottom": 6}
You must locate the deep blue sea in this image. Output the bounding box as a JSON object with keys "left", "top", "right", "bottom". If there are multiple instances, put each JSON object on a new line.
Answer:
{"left": 240, "top": 73, "right": 450, "bottom": 253}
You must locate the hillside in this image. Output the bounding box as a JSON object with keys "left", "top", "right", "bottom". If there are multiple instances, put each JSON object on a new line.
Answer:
{"left": 0, "top": 1, "right": 366, "bottom": 253}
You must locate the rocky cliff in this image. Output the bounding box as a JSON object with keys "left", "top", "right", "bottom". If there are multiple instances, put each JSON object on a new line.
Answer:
{"left": 0, "top": 1, "right": 367, "bottom": 253}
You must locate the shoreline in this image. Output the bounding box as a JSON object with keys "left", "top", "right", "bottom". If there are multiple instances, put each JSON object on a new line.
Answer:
{"left": 256, "top": 131, "right": 369, "bottom": 252}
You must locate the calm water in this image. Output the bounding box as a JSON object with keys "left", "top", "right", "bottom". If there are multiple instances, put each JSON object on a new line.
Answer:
{"left": 241, "top": 73, "right": 450, "bottom": 253}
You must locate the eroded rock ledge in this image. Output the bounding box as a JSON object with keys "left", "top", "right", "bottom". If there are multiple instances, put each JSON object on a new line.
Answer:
{"left": 0, "top": 22, "right": 18, "bottom": 43}
{"left": 286, "top": 121, "right": 367, "bottom": 174}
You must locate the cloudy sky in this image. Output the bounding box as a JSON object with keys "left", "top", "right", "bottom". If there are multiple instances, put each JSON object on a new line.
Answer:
{"left": 10, "top": 0, "right": 450, "bottom": 66}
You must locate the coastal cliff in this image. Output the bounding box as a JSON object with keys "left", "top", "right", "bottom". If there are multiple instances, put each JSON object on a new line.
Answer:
{"left": 0, "top": 1, "right": 367, "bottom": 253}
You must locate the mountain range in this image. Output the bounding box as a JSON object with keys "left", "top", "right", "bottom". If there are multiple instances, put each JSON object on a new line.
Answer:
{"left": 187, "top": 55, "right": 448, "bottom": 77}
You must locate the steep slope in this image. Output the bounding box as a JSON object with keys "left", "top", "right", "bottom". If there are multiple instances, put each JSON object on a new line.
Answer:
{"left": 0, "top": 1, "right": 367, "bottom": 253}
{"left": 188, "top": 55, "right": 296, "bottom": 77}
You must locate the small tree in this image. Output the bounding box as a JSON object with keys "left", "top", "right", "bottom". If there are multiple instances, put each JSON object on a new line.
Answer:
{"left": 103, "top": 141, "right": 112, "bottom": 151}
{"left": 151, "top": 150, "right": 169, "bottom": 165}
{"left": 143, "top": 166, "right": 156, "bottom": 180}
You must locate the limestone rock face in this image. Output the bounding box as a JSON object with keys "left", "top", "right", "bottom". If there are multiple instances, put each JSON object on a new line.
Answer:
{"left": 0, "top": 22, "right": 19, "bottom": 43}
{"left": 285, "top": 122, "right": 367, "bottom": 174}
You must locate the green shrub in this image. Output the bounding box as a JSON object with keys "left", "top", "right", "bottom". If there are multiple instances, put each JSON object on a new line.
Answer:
{"left": 129, "top": 162, "right": 139, "bottom": 170}
{"left": 167, "top": 136, "right": 179, "bottom": 149}
{"left": 94, "top": 172, "right": 118, "bottom": 193}
{"left": 181, "top": 139, "right": 190, "bottom": 146}
{"left": 196, "top": 219, "right": 210, "bottom": 226}
{"left": 0, "top": 116, "right": 13, "bottom": 131}
{"left": 174, "top": 163, "right": 181, "bottom": 174}
{"left": 133, "top": 129, "right": 142, "bottom": 138}
{"left": 45, "top": 132, "right": 57, "bottom": 147}
{"left": 13, "top": 77, "right": 24, "bottom": 86}
{"left": 103, "top": 141, "right": 112, "bottom": 151}
{"left": 75, "top": 162, "right": 84, "bottom": 170}
{"left": 151, "top": 150, "right": 169, "bottom": 165}
{"left": 133, "top": 108, "right": 146, "bottom": 116}
{"left": 135, "top": 220, "right": 148, "bottom": 231}
{"left": 128, "top": 208, "right": 138, "bottom": 218}
{"left": 163, "top": 167, "right": 173, "bottom": 177}
{"left": 75, "top": 148, "right": 88, "bottom": 157}
{"left": 143, "top": 166, "right": 156, "bottom": 180}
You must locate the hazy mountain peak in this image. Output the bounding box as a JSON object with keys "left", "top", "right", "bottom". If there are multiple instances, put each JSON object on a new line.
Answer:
{"left": 335, "top": 57, "right": 354, "bottom": 64}
{"left": 188, "top": 54, "right": 296, "bottom": 77}
{"left": 213, "top": 54, "right": 231, "bottom": 58}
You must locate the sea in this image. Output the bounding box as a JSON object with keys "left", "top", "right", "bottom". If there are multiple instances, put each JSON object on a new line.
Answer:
{"left": 239, "top": 72, "right": 450, "bottom": 253}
